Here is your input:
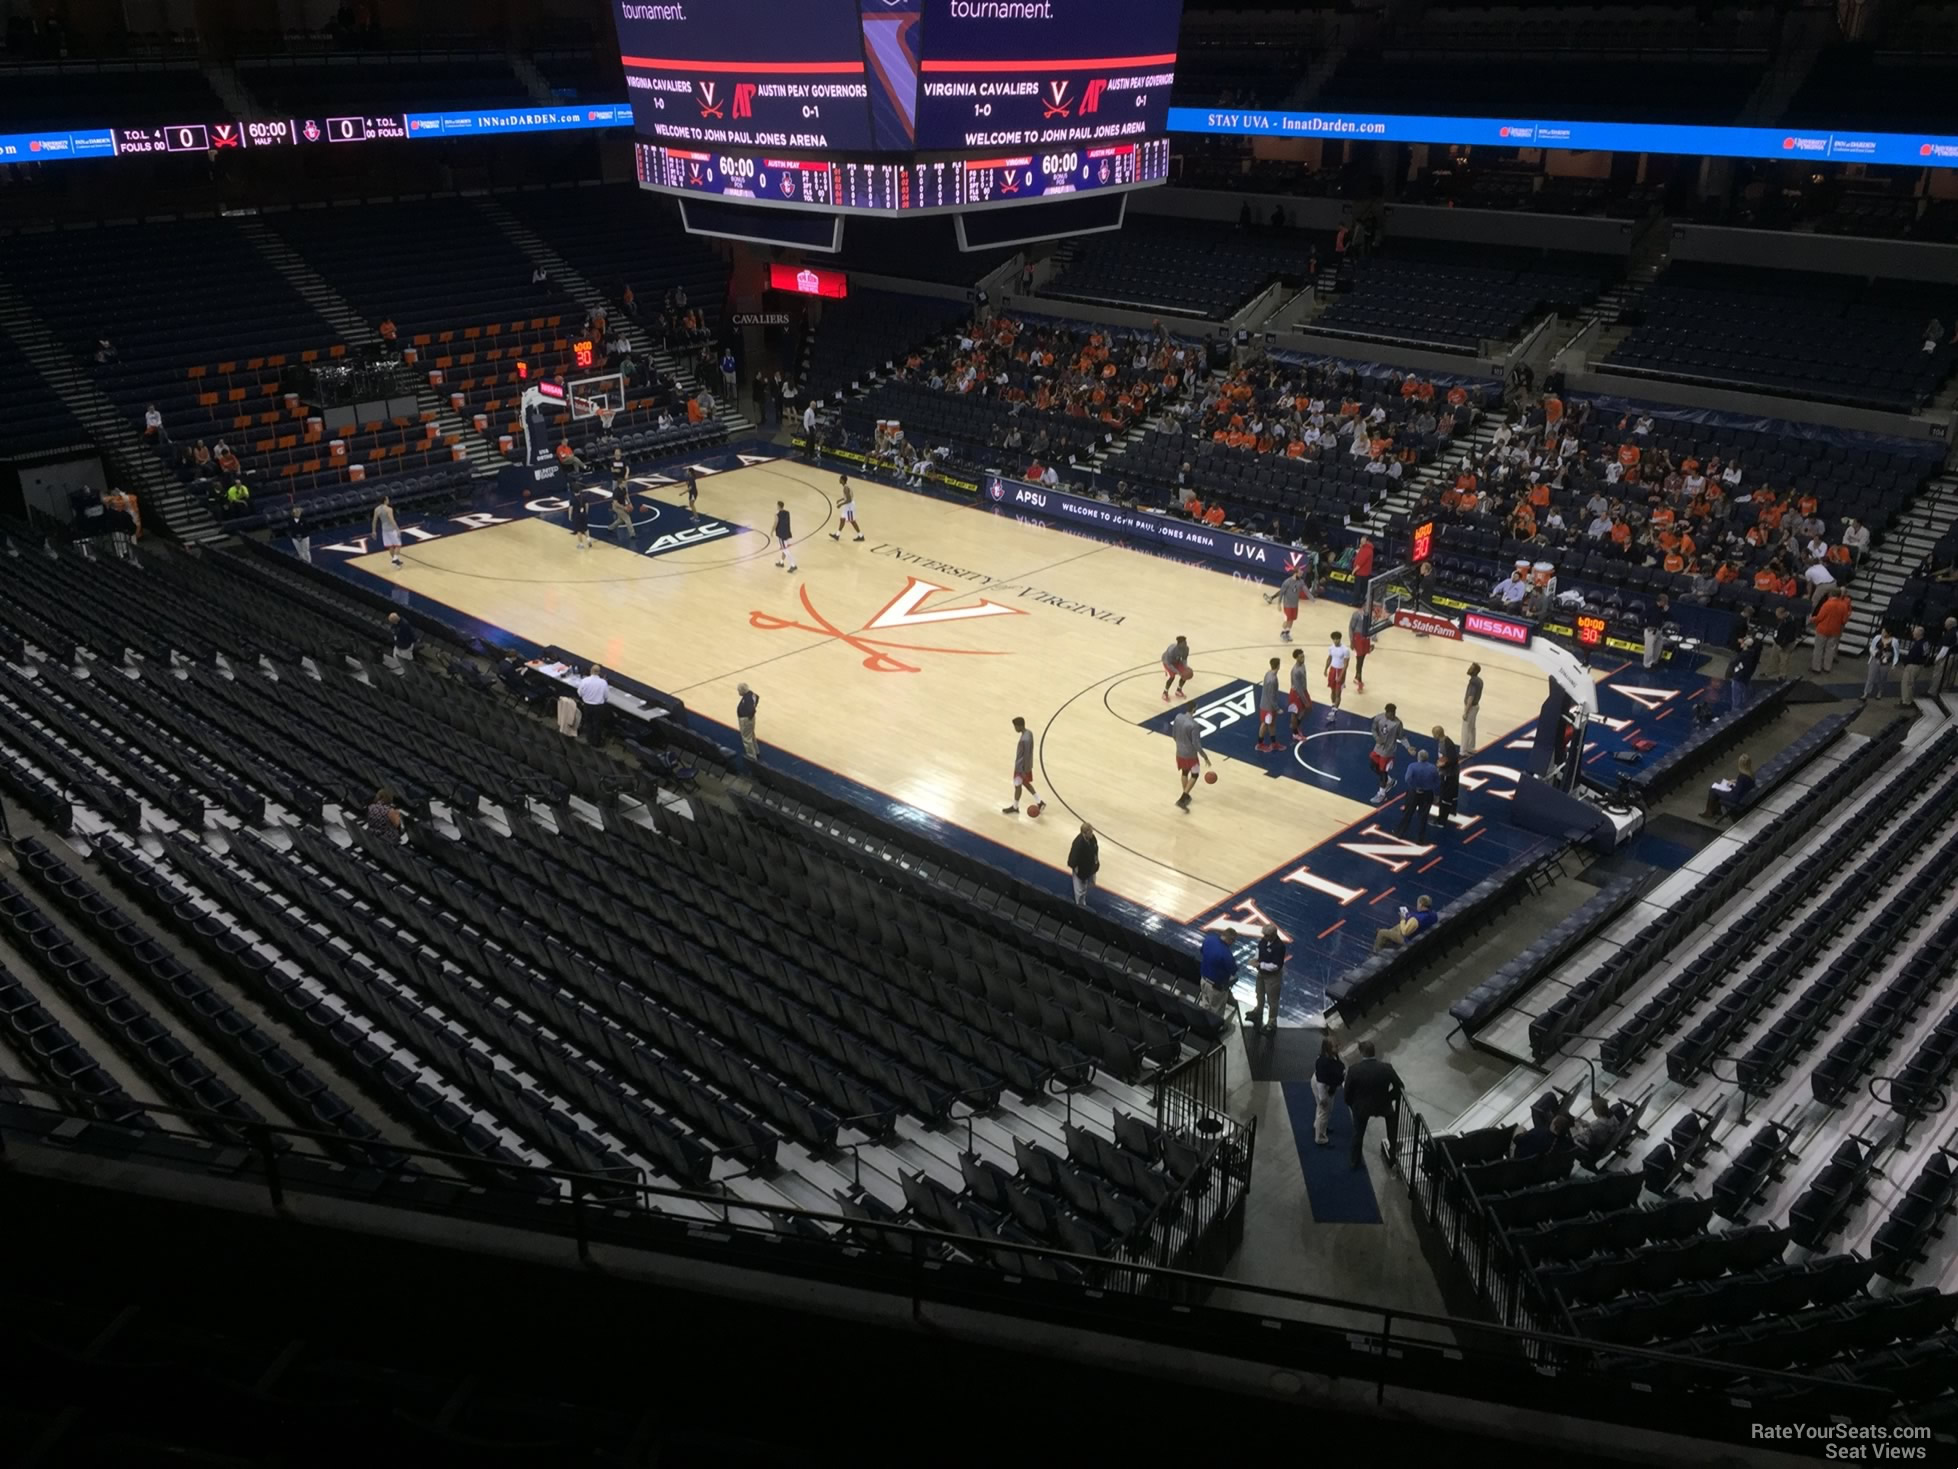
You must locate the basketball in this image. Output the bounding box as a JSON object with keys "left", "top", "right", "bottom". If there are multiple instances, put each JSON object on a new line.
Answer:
{"left": 1203, "top": 770, "right": 1218, "bottom": 785}
{"left": 1027, "top": 801, "right": 1044, "bottom": 817}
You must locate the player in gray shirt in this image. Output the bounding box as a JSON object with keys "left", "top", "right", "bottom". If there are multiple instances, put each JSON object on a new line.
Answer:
{"left": 1257, "top": 657, "right": 1282, "bottom": 752}
{"left": 1349, "top": 604, "right": 1373, "bottom": 690}
{"left": 1003, "top": 715, "right": 1043, "bottom": 815}
{"left": 1161, "top": 635, "right": 1193, "bottom": 701}
{"left": 1276, "top": 571, "right": 1304, "bottom": 642}
{"left": 1288, "top": 649, "right": 1312, "bottom": 741}
{"left": 1368, "top": 702, "right": 1410, "bottom": 805}
{"left": 1171, "top": 702, "right": 1211, "bottom": 809}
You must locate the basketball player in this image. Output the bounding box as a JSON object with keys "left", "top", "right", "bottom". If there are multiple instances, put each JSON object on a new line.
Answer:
{"left": 1288, "top": 648, "right": 1313, "bottom": 741}
{"left": 609, "top": 480, "right": 635, "bottom": 544}
{"left": 1349, "top": 603, "right": 1374, "bottom": 692}
{"left": 567, "top": 488, "right": 590, "bottom": 550}
{"left": 370, "top": 494, "right": 403, "bottom": 569}
{"left": 829, "top": 475, "right": 864, "bottom": 542}
{"left": 1368, "top": 702, "right": 1410, "bottom": 805}
{"left": 1002, "top": 715, "right": 1043, "bottom": 815}
{"left": 684, "top": 466, "right": 699, "bottom": 521}
{"left": 1256, "top": 657, "right": 1282, "bottom": 752}
{"left": 773, "top": 499, "right": 798, "bottom": 571}
{"left": 609, "top": 445, "right": 627, "bottom": 493}
{"left": 1324, "top": 630, "right": 1351, "bottom": 710}
{"left": 1171, "top": 700, "right": 1211, "bottom": 810}
{"left": 1162, "top": 635, "right": 1193, "bottom": 702}
{"left": 1276, "top": 568, "right": 1305, "bottom": 642}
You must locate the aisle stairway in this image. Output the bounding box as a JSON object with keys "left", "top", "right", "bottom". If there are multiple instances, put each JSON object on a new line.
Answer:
{"left": 0, "top": 276, "right": 218, "bottom": 545}
{"left": 1846, "top": 467, "right": 1958, "bottom": 649}
{"left": 235, "top": 214, "right": 498, "bottom": 480}
{"left": 470, "top": 195, "right": 754, "bottom": 437}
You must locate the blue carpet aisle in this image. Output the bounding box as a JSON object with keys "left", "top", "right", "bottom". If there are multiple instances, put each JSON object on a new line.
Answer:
{"left": 1281, "top": 1082, "right": 1383, "bottom": 1224}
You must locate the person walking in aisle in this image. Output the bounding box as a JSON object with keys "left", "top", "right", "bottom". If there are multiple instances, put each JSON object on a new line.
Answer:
{"left": 1727, "top": 632, "right": 1761, "bottom": 713}
{"left": 1901, "top": 624, "right": 1932, "bottom": 706}
{"left": 1067, "top": 822, "right": 1099, "bottom": 906}
{"left": 1343, "top": 1039, "right": 1405, "bottom": 1172}
{"left": 1311, "top": 1036, "right": 1346, "bottom": 1146}
{"left": 1461, "top": 662, "right": 1483, "bottom": 752}
{"left": 736, "top": 683, "right": 760, "bottom": 761}
{"left": 1809, "top": 587, "right": 1852, "bottom": 674}
{"left": 578, "top": 664, "right": 610, "bottom": 745}
{"left": 287, "top": 498, "right": 311, "bottom": 564}
{"left": 1641, "top": 593, "right": 1671, "bottom": 670}
{"left": 1864, "top": 627, "right": 1900, "bottom": 704}
{"left": 1198, "top": 926, "right": 1238, "bottom": 1018}
{"left": 383, "top": 612, "right": 417, "bottom": 674}
{"left": 1247, "top": 922, "right": 1287, "bottom": 1034}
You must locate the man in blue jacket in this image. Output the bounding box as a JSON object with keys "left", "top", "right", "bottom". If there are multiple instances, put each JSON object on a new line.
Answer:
{"left": 1396, "top": 748, "right": 1440, "bottom": 841}
{"left": 1199, "top": 927, "right": 1238, "bottom": 1018}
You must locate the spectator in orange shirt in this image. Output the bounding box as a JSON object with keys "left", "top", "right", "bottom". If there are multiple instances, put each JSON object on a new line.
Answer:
{"left": 1610, "top": 520, "right": 1632, "bottom": 550}
{"left": 1617, "top": 442, "right": 1641, "bottom": 469}
{"left": 1203, "top": 503, "right": 1226, "bottom": 527}
{"left": 1809, "top": 589, "right": 1852, "bottom": 673}
{"left": 1714, "top": 560, "right": 1739, "bottom": 584}
{"left": 1752, "top": 565, "right": 1779, "bottom": 592}
{"left": 686, "top": 396, "right": 704, "bottom": 424}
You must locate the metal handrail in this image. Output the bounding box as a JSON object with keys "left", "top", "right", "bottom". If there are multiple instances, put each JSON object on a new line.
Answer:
{"left": 0, "top": 1070, "right": 1895, "bottom": 1416}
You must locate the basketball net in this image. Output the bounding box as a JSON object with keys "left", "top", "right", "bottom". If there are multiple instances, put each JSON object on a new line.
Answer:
{"left": 1363, "top": 562, "right": 1416, "bottom": 636}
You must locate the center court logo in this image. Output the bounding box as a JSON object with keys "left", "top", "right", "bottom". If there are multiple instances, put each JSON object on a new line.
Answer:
{"left": 749, "top": 575, "right": 1026, "bottom": 674}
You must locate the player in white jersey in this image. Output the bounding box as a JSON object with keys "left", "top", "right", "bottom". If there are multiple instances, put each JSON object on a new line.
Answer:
{"left": 1324, "top": 630, "right": 1352, "bottom": 710}
{"left": 1002, "top": 715, "right": 1044, "bottom": 816}
{"left": 829, "top": 474, "right": 865, "bottom": 542}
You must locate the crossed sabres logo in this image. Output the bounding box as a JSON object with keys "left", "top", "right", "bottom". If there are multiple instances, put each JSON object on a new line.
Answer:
{"left": 749, "top": 575, "right": 1025, "bottom": 675}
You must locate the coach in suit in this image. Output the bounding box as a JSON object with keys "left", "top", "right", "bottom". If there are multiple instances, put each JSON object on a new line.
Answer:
{"left": 1343, "top": 1040, "right": 1405, "bottom": 1172}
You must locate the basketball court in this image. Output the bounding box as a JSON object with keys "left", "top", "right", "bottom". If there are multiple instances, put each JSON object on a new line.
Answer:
{"left": 321, "top": 452, "right": 1556, "bottom": 930}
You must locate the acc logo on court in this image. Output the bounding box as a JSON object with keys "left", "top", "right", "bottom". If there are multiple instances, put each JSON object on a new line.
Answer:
{"left": 643, "top": 519, "right": 736, "bottom": 557}
{"left": 750, "top": 576, "right": 1026, "bottom": 674}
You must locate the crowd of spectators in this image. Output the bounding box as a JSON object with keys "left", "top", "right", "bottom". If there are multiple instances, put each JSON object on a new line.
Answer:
{"left": 1414, "top": 394, "right": 1874, "bottom": 617}
{"left": 858, "top": 313, "right": 1207, "bottom": 481}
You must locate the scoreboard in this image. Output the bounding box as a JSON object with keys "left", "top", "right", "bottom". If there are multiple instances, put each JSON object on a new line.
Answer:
{"left": 638, "top": 137, "right": 1168, "bottom": 213}
{"left": 614, "top": 0, "right": 1181, "bottom": 212}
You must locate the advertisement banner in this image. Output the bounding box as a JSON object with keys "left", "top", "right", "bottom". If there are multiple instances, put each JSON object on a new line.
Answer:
{"left": 982, "top": 472, "right": 1307, "bottom": 573}
{"left": 1166, "top": 106, "right": 1958, "bottom": 170}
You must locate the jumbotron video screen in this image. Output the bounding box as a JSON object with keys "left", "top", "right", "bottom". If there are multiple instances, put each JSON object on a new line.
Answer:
{"left": 613, "top": 0, "right": 1182, "bottom": 213}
